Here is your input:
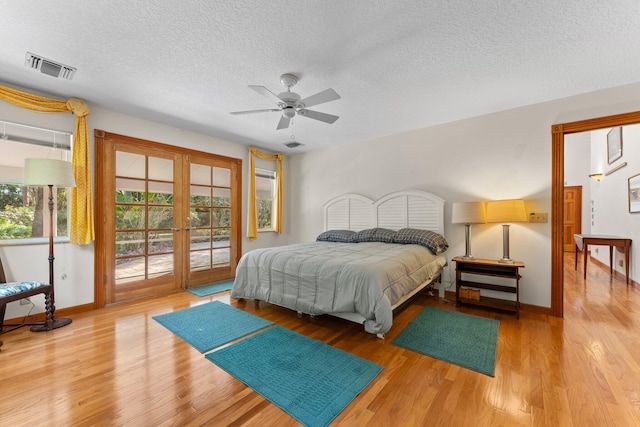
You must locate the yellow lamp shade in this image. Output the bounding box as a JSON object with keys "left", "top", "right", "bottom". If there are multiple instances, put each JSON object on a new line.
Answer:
{"left": 486, "top": 199, "right": 526, "bottom": 223}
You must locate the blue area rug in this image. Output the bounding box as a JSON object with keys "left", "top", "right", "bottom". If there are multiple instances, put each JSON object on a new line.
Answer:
{"left": 187, "top": 280, "right": 234, "bottom": 297}
{"left": 153, "top": 301, "right": 272, "bottom": 353}
{"left": 392, "top": 306, "right": 499, "bottom": 376}
{"left": 206, "top": 326, "right": 382, "bottom": 427}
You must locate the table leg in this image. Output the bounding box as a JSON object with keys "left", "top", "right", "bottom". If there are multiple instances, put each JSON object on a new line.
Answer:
{"left": 583, "top": 243, "right": 588, "bottom": 279}
{"left": 609, "top": 246, "right": 614, "bottom": 274}
{"left": 574, "top": 244, "right": 578, "bottom": 270}
{"left": 455, "top": 268, "right": 461, "bottom": 307}
{"left": 625, "top": 241, "right": 631, "bottom": 285}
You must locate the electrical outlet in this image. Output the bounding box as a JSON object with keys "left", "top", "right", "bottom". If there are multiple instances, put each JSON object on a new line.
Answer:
{"left": 20, "top": 297, "right": 31, "bottom": 305}
{"left": 529, "top": 212, "right": 548, "bottom": 223}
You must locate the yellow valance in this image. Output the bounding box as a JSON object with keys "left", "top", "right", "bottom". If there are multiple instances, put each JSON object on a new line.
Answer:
{"left": 0, "top": 83, "right": 94, "bottom": 245}
{"left": 248, "top": 147, "right": 284, "bottom": 240}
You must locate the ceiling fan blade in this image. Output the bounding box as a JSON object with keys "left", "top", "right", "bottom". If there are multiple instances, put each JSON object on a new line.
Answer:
{"left": 276, "top": 115, "right": 291, "bottom": 130}
{"left": 230, "top": 108, "right": 280, "bottom": 115}
{"left": 298, "top": 109, "right": 339, "bottom": 124}
{"left": 249, "top": 85, "right": 284, "bottom": 105}
{"left": 299, "top": 88, "right": 341, "bottom": 108}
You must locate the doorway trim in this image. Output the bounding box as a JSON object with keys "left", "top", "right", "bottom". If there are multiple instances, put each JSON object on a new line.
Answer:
{"left": 93, "top": 129, "right": 242, "bottom": 308}
{"left": 551, "top": 110, "right": 640, "bottom": 317}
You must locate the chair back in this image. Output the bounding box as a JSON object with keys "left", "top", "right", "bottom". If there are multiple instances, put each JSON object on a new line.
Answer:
{"left": 0, "top": 258, "right": 6, "bottom": 283}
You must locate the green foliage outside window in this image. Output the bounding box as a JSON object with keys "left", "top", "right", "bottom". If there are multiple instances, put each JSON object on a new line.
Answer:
{"left": 114, "top": 189, "right": 231, "bottom": 255}
{"left": 0, "top": 183, "right": 69, "bottom": 239}
{"left": 257, "top": 199, "right": 272, "bottom": 230}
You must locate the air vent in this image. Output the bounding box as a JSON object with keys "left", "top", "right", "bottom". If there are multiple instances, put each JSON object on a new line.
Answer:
{"left": 284, "top": 141, "right": 304, "bottom": 148}
{"left": 25, "top": 52, "right": 77, "bottom": 80}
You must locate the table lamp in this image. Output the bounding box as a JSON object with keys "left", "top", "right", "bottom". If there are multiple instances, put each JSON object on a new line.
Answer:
{"left": 451, "top": 201, "right": 486, "bottom": 259}
{"left": 487, "top": 199, "right": 526, "bottom": 263}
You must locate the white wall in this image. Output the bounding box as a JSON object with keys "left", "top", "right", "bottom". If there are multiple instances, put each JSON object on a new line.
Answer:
{"left": 0, "top": 98, "right": 290, "bottom": 319}
{"left": 564, "top": 131, "right": 592, "bottom": 235}
{"left": 288, "top": 82, "right": 640, "bottom": 308}
{"left": 589, "top": 124, "right": 640, "bottom": 276}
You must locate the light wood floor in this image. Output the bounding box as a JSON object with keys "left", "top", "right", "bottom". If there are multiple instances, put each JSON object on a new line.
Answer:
{"left": 1, "top": 253, "right": 639, "bottom": 427}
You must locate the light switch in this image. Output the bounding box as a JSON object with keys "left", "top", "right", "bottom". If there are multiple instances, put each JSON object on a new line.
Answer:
{"left": 529, "top": 212, "right": 548, "bottom": 223}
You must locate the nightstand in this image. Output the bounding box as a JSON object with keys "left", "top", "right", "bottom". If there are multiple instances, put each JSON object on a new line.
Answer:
{"left": 452, "top": 257, "right": 524, "bottom": 319}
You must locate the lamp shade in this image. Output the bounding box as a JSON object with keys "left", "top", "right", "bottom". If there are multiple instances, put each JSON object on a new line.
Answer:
{"left": 452, "top": 202, "right": 486, "bottom": 224}
{"left": 24, "top": 158, "right": 76, "bottom": 187}
{"left": 486, "top": 199, "right": 526, "bottom": 223}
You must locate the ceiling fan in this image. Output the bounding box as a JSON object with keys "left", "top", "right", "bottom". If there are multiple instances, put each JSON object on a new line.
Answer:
{"left": 231, "top": 73, "right": 341, "bottom": 130}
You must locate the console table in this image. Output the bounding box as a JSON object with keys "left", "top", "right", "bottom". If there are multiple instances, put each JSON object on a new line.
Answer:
{"left": 453, "top": 257, "right": 524, "bottom": 319}
{"left": 573, "top": 234, "right": 632, "bottom": 284}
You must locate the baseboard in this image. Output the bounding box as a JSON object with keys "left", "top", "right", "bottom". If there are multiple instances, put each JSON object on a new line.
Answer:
{"left": 520, "top": 303, "right": 552, "bottom": 315}
{"left": 442, "top": 291, "right": 550, "bottom": 315}
{"left": 4, "top": 302, "right": 95, "bottom": 325}
{"left": 588, "top": 255, "right": 637, "bottom": 286}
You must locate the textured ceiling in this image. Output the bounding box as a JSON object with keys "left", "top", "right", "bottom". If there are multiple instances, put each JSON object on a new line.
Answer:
{"left": 2, "top": 1, "right": 640, "bottom": 153}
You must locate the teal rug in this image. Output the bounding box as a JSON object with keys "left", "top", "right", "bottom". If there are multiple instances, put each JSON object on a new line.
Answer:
{"left": 206, "top": 326, "right": 382, "bottom": 427}
{"left": 153, "top": 301, "right": 272, "bottom": 353}
{"left": 392, "top": 306, "right": 499, "bottom": 376}
{"left": 187, "top": 280, "right": 234, "bottom": 296}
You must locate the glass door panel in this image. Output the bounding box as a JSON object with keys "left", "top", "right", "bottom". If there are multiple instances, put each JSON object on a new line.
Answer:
{"left": 186, "top": 158, "right": 239, "bottom": 287}
{"left": 107, "top": 142, "right": 182, "bottom": 303}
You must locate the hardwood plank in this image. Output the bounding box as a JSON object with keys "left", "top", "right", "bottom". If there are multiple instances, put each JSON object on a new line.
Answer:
{"left": 2, "top": 253, "right": 640, "bottom": 426}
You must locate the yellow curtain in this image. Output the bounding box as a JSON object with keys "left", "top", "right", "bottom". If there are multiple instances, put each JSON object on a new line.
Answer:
{"left": 0, "top": 83, "right": 94, "bottom": 245}
{"left": 248, "top": 146, "right": 284, "bottom": 240}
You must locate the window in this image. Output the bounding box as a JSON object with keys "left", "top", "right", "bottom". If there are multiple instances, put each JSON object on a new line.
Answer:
{"left": 0, "top": 120, "right": 72, "bottom": 241}
{"left": 255, "top": 168, "right": 276, "bottom": 231}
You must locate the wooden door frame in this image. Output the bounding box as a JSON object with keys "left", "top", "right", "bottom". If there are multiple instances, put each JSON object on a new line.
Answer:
{"left": 551, "top": 110, "right": 640, "bottom": 317}
{"left": 94, "top": 130, "right": 242, "bottom": 308}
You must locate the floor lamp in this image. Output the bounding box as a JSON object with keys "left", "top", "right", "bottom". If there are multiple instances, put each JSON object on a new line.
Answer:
{"left": 486, "top": 199, "right": 527, "bottom": 264}
{"left": 23, "top": 158, "right": 76, "bottom": 331}
{"left": 451, "top": 201, "right": 486, "bottom": 259}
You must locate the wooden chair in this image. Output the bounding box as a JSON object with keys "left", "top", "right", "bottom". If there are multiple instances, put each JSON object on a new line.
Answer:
{"left": 0, "top": 257, "right": 54, "bottom": 350}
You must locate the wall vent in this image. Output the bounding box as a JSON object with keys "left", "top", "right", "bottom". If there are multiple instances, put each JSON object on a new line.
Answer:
{"left": 284, "top": 141, "right": 304, "bottom": 148}
{"left": 25, "top": 52, "right": 77, "bottom": 80}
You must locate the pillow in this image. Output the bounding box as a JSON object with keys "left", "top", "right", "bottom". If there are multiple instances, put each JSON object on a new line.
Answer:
{"left": 350, "top": 227, "right": 397, "bottom": 243}
{"left": 394, "top": 228, "right": 449, "bottom": 254}
{"left": 316, "top": 230, "right": 356, "bottom": 243}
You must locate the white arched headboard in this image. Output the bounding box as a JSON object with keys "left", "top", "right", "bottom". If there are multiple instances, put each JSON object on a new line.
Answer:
{"left": 323, "top": 190, "right": 445, "bottom": 236}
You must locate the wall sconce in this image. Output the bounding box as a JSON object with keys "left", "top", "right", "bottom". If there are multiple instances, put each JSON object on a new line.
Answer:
{"left": 487, "top": 199, "right": 527, "bottom": 263}
{"left": 589, "top": 173, "right": 603, "bottom": 181}
{"left": 451, "top": 201, "right": 486, "bottom": 259}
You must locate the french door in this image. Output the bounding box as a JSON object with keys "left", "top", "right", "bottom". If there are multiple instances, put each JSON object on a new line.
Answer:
{"left": 95, "top": 131, "right": 241, "bottom": 305}
{"left": 185, "top": 154, "right": 240, "bottom": 288}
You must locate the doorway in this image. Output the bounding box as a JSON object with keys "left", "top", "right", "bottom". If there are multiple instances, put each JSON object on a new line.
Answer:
{"left": 94, "top": 130, "right": 242, "bottom": 306}
{"left": 563, "top": 186, "right": 582, "bottom": 252}
{"left": 551, "top": 111, "right": 640, "bottom": 317}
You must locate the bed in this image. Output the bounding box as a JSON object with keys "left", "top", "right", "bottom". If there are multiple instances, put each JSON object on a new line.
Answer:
{"left": 231, "top": 190, "right": 448, "bottom": 337}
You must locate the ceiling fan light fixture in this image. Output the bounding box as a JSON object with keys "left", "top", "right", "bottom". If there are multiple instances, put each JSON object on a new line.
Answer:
{"left": 230, "top": 73, "right": 341, "bottom": 130}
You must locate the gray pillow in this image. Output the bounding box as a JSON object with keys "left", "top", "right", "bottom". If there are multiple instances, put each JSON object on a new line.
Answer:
{"left": 350, "top": 228, "right": 397, "bottom": 243}
{"left": 394, "top": 228, "right": 449, "bottom": 254}
{"left": 316, "top": 230, "right": 356, "bottom": 243}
